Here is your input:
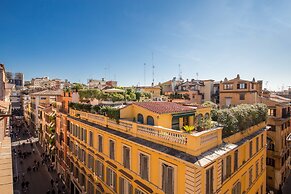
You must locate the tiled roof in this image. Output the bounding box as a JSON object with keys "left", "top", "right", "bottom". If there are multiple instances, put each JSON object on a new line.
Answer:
{"left": 134, "top": 102, "right": 195, "bottom": 114}
{"left": 31, "top": 89, "right": 62, "bottom": 96}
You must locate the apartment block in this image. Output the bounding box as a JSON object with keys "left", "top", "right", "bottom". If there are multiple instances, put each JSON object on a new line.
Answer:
{"left": 219, "top": 74, "right": 263, "bottom": 108}
{"left": 59, "top": 101, "right": 267, "bottom": 194}
{"left": 260, "top": 92, "right": 291, "bottom": 193}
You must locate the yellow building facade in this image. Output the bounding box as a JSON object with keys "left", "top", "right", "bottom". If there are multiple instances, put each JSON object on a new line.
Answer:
{"left": 260, "top": 93, "right": 291, "bottom": 193}
{"left": 219, "top": 75, "right": 263, "bottom": 108}
{"left": 64, "top": 102, "right": 267, "bottom": 194}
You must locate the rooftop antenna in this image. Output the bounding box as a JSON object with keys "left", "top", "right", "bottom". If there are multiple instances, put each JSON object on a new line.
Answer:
{"left": 265, "top": 81, "right": 269, "bottom": 90}
{"left": 104, "top": 66, "right": 107, "bottom": 80}
{"left": 108, "top": 64, "right": 111, "bottom": 80}
{"left": 144, "top": 63, "right": 146, "bottom": 86}
{"left": 178, "top": 64, "right": 182, "bottom": 80}
{"left": 152, "top": 52, "right": 155, "bottom": 86}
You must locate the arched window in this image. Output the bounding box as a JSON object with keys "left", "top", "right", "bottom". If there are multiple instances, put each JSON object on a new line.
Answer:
{"left": 147, "top": 116, "right": 154, "bottom": 126}
{"left": 137, "top": 113, "right": 144, "bottom": 124}
{"left": 204, "top": 113, "right": 210, "bottom": 120}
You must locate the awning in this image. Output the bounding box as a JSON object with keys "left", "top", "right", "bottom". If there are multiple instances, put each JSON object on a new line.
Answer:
{"left": 172, "top": 112, "right": 195, "bottom": 118}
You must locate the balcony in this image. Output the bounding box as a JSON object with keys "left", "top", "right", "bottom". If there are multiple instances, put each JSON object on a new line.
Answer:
{"left": 69, "top": 109, "right": 223, "bottom": 156}
{"left": 282, "top": 112, "right": 291, "bottom": 119}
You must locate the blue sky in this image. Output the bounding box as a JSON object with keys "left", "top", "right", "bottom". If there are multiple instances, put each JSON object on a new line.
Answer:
{"left": 0, "top": 0, "right": 290, "bottom": 90}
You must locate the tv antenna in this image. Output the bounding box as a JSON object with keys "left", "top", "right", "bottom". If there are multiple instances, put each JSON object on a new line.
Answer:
{"left": 152, "top": 52, "right": 155, "bottom": 86}
{"left": 178, "top": 64, "right": 182, "bottom": 80}
{"left": 144, "top": 63, "right": 146, "bottom": 86}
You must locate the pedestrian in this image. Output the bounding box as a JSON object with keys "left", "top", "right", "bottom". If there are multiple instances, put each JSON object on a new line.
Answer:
{"left": 22, "top": 172, "right": 25, "bottom": 179}
{"left": 50, "top": 179, "right": 54, "bottom": 187}
{"left": 25, "top": 181, "right": 29, "bottom": 188}
{"left": 32, "top": 148, "right": 35, "bottom": 153}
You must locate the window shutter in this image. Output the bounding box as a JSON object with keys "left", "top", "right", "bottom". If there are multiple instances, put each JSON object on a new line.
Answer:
{"left": 101, "top": 163, "right": 104, "bottom": 180}
{"left": 237, "top": 84, "right": 240, "bottom": 89}
{"left": 113, "top": 172, "right": 117, "bottom": 191}
{"left": 106, "top": 168, "right": 110, "bottom": 186}
{"left": 245, "top": 83, "right": 247, "bottom": 89}
{"left": 139, "top": 154, "right": 143, "bottom": 177}
{"left": 128, "top": 183, "right": 133, "bottom": 194}
{"left": 119, "top": 177, "right": 124, "bottom": 194}
{"left": 162, "top": 164, "right": 167, "bottom": 192}
{"left": 167, "top": 166, "right": 174, "bottom": 194}
{"left": 143, "top": 155, "right": 148, "bottom": 180}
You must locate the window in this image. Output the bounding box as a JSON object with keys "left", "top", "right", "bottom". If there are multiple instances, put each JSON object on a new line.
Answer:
{"left": 256, "top": 161, "right": 259, "bottom": 178}
{"left": 256, "top": 137, "right": 259, "bottom": 153}
{"left": 172, "top": 116, "right": 179, "bottom": 130}
{"left": 224, "top": 84, "right": 233, "bottom": 90}
{"left": 83, "top": 128, "right": 87, "bottom": 143}
{"left": 268, "top": 109, "right": 276, "bottom": 117}
{"left": 222, "top": 155, "right": 232, "bottom": 182}
{"left": 87, "top": 180, "right": 94, "bottom": 194}
{"left": 106, "top": 167, "right": 117, "bottom": 192}
{"left": 147, "top": 116, "right": 154, "bottom": 126}
{"left": 206, "top": 167, "right": 214, "bottom": 194}
{"left": 135, "top": 189, "right": 146, "bottom": 194}
{"left": 249, "top": 167, "right": 253, "bottom": 188}
{"left": 140, "top": 153, "right": 149, "bottom": 181}
{"left": 137, "top": 114, "right": 144, "bottom": 124}
{"left": 109, "top": 140, "right": 115, "bottom": 160}
{"left": 119, "top": 177, "right": 133, "bottom": 194}
{"left": 234, "top": 150, "right": 239, "bottom": 172}
{"left": 95, "top": 160, "right": 104, "bottom": 180}
{"left": 162, "top": 163, "right": 174, "bottom": 194}
{"left": 123, "top": 146, "right": 131, "bottom": 169}
{"left": 81, "top": 149, "right": 86, "bottom": 163}
{"left": 266, "top": 157, "right": 275, "bottom": 167}
{"left": 88, "top": 154, "right": 94, "bottom": 171}
{"left": 98, "top": 135, "right": 103, "bottom": 153}
{"left": 239, "top": 93, "right": 245, "bottom": 100}
{"left": 261, "top": 134, "right": 264, "bottom": 149}
{"left": 89, "top": 131, "right": 94, "bottom": 147}
{"left": 249, "top": 141, "right": 253, "bottom": 158}
{"left": 237, "top": 83, "right": 247, "bottom": 89}
{"left": 232, "top": 181, "right": 241, "bottom": 194}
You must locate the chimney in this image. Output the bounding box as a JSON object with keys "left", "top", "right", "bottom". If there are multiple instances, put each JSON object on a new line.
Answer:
{"left": 236, "top": 74, "right": 240, "bottom": 79}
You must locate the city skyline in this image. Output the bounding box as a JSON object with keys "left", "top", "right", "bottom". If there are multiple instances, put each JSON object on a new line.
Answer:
{"left": 1, "top": 0, "right": 291, "bottom": 90}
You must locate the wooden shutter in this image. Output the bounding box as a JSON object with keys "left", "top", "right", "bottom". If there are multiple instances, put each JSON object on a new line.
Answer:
{"left": 119, "top": 177, "right": 124, "bottom": 194}
{"left": 128, "top": 183, "right": 133, "bottom": 194}
{"left": 167, "top": 166, "right": 174, "bottom": 194}
{"left": 143, "top": 155, "right": 148, "bottom": 180}
{"left": 113, "top": 172, "right": 117, "bottom": 191}
{"left": 162, "top": 164, "right": 167, "bottom": 192}
{"left": 106, "top": 168, "right": 110, "bottom": 186}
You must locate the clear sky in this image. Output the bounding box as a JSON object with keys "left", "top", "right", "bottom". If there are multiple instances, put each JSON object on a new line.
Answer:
{"left": 0, "top": 0, "right": 290, "bottom": 90}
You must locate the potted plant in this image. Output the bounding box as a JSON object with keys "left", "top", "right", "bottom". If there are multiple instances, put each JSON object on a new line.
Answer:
{"left": 182, "top": 125, "right": 195, "bottom": 133}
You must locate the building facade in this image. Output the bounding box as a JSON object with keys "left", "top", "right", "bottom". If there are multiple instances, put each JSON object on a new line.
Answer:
{"left": 260, "top": 93, "right": 291, "bottom": 193}
{"left": 56, "top": 101, "right": 267, "bottom": 194}
{"left": 219, "top": 75, "right": 263, "bottom": 108}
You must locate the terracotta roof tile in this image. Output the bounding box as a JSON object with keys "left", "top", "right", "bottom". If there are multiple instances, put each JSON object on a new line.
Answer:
{"left": 134, "top": 102, "right": 194, "bottom": 114}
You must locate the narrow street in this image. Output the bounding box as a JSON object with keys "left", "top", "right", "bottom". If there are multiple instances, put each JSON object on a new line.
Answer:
{"left": 11, "top": 120, "right": 67, "bottom": 194}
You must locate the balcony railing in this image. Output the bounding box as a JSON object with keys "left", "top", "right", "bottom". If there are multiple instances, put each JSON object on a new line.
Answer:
{"left": 69, "top": 109, "right": 223, "bottom": 155}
